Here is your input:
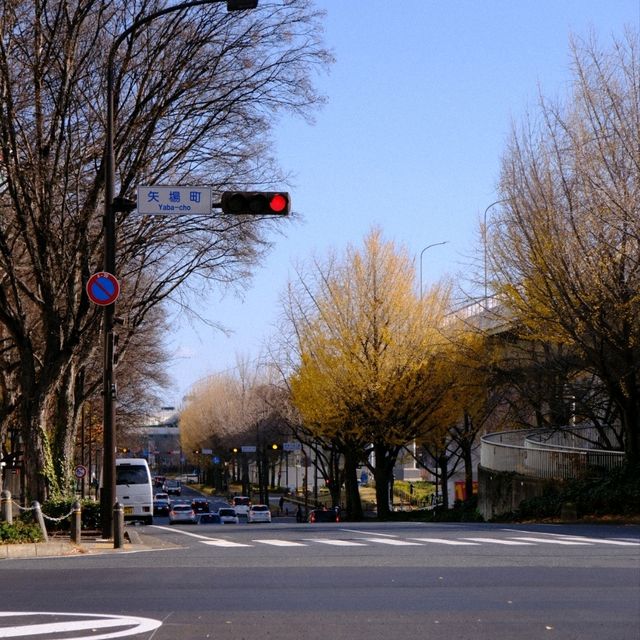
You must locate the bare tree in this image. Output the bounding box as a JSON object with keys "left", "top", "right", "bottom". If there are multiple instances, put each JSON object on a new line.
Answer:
{"left": 0, "top": 0, "right": 332, "bottom": 499}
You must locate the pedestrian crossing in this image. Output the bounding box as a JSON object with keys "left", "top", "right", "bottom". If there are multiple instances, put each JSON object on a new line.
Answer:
{"left": 195, "top": 532, "right": 640, "bottom": 550}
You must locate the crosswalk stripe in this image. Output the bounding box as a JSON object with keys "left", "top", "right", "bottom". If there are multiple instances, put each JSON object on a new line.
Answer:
{"left": 252, "top": 539, "right": 307, "bottom": 547}
{"left": 201, "top": 540, "right": 252, "bottom": 547}
{"left": 546, "top": 535, "right": 640, "bottom": 546}
{"left": 359, "top": 537, "right": 423, "bottom": 546}
{"left": 304, "top": 539, "right": 368, "bottom": 546}
{"left": 408, "top": 537, "right": 481, "bottom": 546}
{"left": 509, "top": 536, "right": 592, "bottom": 545}
{"left": 462, "top": 537, "right": 535, "bottom": 545}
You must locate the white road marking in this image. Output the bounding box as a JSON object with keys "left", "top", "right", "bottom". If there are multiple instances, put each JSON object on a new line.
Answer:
{"left": 359, "top": 537, "right": 423, "bottom": 546}
{"left": 303, "top": 539, "right": 368, "bottom": 546}
{"left": 545, "top": 534, "right": 640, "bottom": 546}
{"left": 151, "top": 525, "right": 213, "bottom": 540}
{"left": 340, "top": 529, "right": 396, "bottom": 537}
{"left": 252, "top": 539, "right": 307, "bottom": 547}
{"left": 462, "top": 537, "right": 535, "bottom": 545}
{"left": 408, "top": 537, "right": 481, "bottom": 546}
{"left": 508, "top": 536, "right": 592, "bottom": 546}
{"left": 0, "top": 612, "right": 161, "bottom": 639}
{"left": 200, "top": 540, "right": 252, "bottom": 547}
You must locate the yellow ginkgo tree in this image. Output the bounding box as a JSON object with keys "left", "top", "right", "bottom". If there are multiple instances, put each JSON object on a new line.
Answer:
{"left": 287, "top": 228, "right": 456, "bottom": 519}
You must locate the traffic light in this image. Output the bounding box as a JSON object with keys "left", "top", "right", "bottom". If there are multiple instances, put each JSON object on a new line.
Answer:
{"left": 220, "top": 191, "right": 290, "bottom": 216}
{"left": 270, "top": 443, "right": 280, "bottom": 451}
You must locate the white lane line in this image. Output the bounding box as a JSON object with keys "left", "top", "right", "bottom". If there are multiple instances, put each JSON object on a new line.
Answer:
{"left": 359, "top": 537, "right": 423, "bottom": 546}
{"left": 252, "top": 539, "right": 307, "bottom": 547}
{"left": 0, "top": 612, "right": 161, "bottom": 639}
{"left": 151, "top": 525, "right": 214, "bottom": 540}
{"left": 408, "top": 537, "right": 481, "bottom": 546}
{"left": 303, "top": 539, "right": 368, "bottom": 547}
{"left": 340, "top": 529, "right": 397, "bottom": 537}
{"left": 545, "top": 534, "right": 640, "bottom": 546}
{"left": 509, "top": 536, "right": 592, "bottom": 546}
{"left": 200, "top": 540, "right": 252, "bottom": 548}
{"left": 462, "top": 537, "right": 535, "bottom": 546}
{"left": 151, "top": 524, "right": 251, "bottom": 547}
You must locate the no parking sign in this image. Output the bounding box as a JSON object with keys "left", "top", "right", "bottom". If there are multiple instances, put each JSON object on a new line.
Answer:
{"left": 86, "top": 272, "right": 120, "bottom": 306}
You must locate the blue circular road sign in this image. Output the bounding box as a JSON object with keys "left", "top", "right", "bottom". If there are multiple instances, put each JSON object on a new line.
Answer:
{"left": 86, "top": 272, "right": 120, "bottom": 306}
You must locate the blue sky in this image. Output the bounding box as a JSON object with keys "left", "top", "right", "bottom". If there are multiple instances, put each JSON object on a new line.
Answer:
{"left": 165, "top": 0, "right": 640, "bottom": 406}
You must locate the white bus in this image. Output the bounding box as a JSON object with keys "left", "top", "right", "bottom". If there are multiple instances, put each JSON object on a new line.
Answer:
{"left": 115, "top": 458, "right": 154, "bottom": 525}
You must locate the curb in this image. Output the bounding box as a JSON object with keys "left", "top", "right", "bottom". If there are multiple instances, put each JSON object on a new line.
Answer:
{"left": 1, "top": 541, "right": 84, "bottom": 559}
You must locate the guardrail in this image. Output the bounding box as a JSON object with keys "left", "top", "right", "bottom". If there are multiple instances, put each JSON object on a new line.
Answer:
{"left": 480, "top": 426, "right": 626, "bottom": 480}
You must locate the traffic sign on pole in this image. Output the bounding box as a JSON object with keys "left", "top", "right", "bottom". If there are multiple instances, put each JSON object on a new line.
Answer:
{"left": 86, "top": 272, "right": 120, "bottom": 306}
{"left": 137, "top": 186, "right": 212, "bottom": 215}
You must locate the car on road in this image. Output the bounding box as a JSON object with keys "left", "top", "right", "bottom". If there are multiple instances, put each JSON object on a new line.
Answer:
{"left": 154, "top": 492, "right": 170, "bottom": 502}
{"left": 153, "top": 499, "right": 171, "bottom": 517}
{"left": 308, "top": 508, "right": 340, "bottom": 523}
{"left": 164, "top": 479, "right": 182, "bottom": 496}
{"left": 231, "top": 496, "right": 251, "bottom": 517}
{"left": 217, "top": 507, "right": 239, "bottom": 524}
{"left": 191, "top": 499, "right": 210, "bottom": 514}
{"left": 169, "top": 503, "right": 197, "bottom": 525}
{"left": 247, "top": 504, "right": 272, "bottom": 523}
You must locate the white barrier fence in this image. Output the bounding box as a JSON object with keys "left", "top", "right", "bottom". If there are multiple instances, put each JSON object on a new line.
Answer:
{"left": 480, "top": 427, "right": 626, "bottom": 480}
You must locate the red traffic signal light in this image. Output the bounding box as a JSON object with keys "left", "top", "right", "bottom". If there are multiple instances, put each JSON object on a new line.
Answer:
{"left": 220, "top": 192, "right": 290, "bottom": 216}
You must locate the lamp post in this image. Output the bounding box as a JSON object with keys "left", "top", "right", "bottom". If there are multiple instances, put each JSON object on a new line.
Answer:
{"left": 482, "top": 199, "right": 507, "bottom": 302}
{"left": 100, "top": 0, "right": 257, "bottom": 538}
{"left": 419, "top": 241, "right": 449, "bottom": 299}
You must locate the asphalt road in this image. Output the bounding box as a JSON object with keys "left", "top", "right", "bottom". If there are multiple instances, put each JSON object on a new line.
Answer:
{"left": 1, "top": 519, "right": 638, "bottom": 640}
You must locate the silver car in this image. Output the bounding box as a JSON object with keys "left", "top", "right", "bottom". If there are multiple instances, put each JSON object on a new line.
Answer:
{"left": 217, "top": 507, "right": 239, "bottom": 524}
{"left": 169, "top": 503, "right": 197, "bottom": 525}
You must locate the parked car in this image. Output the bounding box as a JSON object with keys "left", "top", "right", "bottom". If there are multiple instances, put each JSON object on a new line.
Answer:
{"left": 153, "top": 499, "right": 171, "bottom": 517}
{"left": 191, "top": 499, "right": 210, "bottom": 514}
{"left": 164, "top": 479, "right": 182, "bottom": 496}
{"left": 217, "top": 507, "right": 239, "bottom": 524}
{"left": 169, "top": 504, "right": 197, "bottom": 525}
{"left": 231, "top": 496, "right": 251, "bottom": 517}
{"left": 308, "top": 508, "right": 340, "bottom": 523}
{"left": 247, "top": 504, "right": 272, "bottom": 523}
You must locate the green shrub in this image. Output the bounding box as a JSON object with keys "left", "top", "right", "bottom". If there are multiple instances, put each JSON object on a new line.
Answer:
{"left": 514, "top": 463, "right": 640, "bottom": 521}
{"left": 0, "top": 519, "right": 43, "bottom": 543}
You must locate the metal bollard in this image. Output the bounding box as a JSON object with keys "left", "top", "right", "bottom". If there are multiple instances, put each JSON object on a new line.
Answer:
{"left": 70, "top": 500, "right": 82, "bottom": 545}
{"left": 113, "top": 502, "right": 125, "bottom": 549}
{"left": 1, "top": 490, "right": 12, "bottom": 524}
{"left": 32, "top": 501, "right": 48, "bottom": 543}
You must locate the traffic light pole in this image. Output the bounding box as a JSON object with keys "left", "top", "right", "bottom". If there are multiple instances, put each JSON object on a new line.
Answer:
{"left": 100, "top": 0, "right": 256, "bottom": 538}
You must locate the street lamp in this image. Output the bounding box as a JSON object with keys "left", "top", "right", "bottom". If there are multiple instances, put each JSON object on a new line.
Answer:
{"left": 482, "top": 199, "right": 508, "bottom": 302}
{"left": 419, "top": 241, "right": 449, "bottom": 299}
{"left": 101, "top": 0, "right": 257, "bottom": 538}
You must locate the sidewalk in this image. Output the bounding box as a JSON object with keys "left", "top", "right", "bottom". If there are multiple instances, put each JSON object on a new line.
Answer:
{"left": 0, "top": 528, "right": 175, "bottom": 560}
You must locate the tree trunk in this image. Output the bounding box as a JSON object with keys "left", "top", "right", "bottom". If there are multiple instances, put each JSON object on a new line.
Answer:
{"left": 372, "top": 442, "right": 397, "bottom": 520}
{"left": 343, "top": 447, "right": 363, "bottom": 520}
{"left": 439, "top": 455, "right": 450, "bottom": 509}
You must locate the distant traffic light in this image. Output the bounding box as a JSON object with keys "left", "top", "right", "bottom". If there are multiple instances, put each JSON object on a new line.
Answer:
{"left": 220, "top": 191, "right": 290, "bottom": 216}
{"left": 270, "top": 443, "right": 280, "bottom": 451}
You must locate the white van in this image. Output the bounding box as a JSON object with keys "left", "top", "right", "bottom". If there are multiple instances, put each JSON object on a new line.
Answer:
{"left": 115, "top": 458, "right": 153, "bottom": 525}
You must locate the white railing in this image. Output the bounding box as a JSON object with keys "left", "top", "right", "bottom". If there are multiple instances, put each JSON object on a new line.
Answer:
{"left": 481, "top": 427, "right": 626, "bottom": 480}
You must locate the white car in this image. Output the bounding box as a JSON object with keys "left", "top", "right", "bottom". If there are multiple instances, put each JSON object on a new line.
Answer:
{"left": 247, "top": 504, "right": 272, "bottom": 523}
{"left": 217, "top": 507, "right": 239, "bottom": 524}
{"left": 232, "top": 496, "right": 251, "bottom": 517}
